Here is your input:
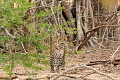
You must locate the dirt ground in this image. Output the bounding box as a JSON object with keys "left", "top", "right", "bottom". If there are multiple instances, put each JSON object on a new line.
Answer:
{"left": 0, "top": 42, "right": 120, "bottom": 80}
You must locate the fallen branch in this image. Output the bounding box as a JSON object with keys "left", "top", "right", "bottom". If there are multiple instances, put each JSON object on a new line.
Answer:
{"left": 24, "top": 73, "right": 57, "bottom": 80}
{"left": 15, "top": 72, "right": 37, "bottom": 75}
{"left": 0, "top": 75, "right": 17, "bottom": 79}
{"left": 84, "top": 65, "right": 116, "bottom": 80}
{"left": 50, "top": 64, "right": 84, "bottom": 80}
{"left": 88, "top": 59, "right": 120, "bottom": 66}
{"left": 50, "top": 63, "right": 120, "bottom": 80}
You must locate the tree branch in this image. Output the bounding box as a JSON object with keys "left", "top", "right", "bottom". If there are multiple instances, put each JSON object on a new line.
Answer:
{"left": 0, "top": 26, "right": 16, "bottom": 39}
{"left": 50, "top": 63, "right": 120, "bottom": 80}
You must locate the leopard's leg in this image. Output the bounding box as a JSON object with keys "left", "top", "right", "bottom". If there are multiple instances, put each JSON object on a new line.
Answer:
{"left": 54, "top": 59, "right": 59, "bottom": 73}
{"left": 50, "top": 56, "right": 55, "bottom": 73}
{"left": 60, "top": 53, "right": 65, "bottom": 70}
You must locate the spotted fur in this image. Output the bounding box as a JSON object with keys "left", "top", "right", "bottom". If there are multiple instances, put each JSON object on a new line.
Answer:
{"left": 50, "top": 36, "right": 67, "bottom": 73}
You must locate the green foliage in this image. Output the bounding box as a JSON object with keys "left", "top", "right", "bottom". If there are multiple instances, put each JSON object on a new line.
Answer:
{"left": 0, "top": 0, "right": 33, "bottom": 27}
{"left": 77, "top": 50, "right": 83, "bottom": 54}
{"left": 0, "top": 54, "right": 9, "bottom": 63}
{"left": 0, "top": 0, "right": 50, "bottom": 77}
{"left": 64, "top": 27, "right": 77, "bottom": 34}
{"left": 36, "top": 6, "right": 65, "bottom": 18}
{"left": 3, "top": 64, "right": 13, "bottom": 76}
{"left": 0, "top": 52, "right": 49, "bottom": 74}
{"left": 56, "top": 19, "right": 77, "bottom": 34}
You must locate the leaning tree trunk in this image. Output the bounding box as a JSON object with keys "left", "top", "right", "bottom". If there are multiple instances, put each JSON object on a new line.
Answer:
{"left": 61, "top": 1, "right": 76, "bottom": 41}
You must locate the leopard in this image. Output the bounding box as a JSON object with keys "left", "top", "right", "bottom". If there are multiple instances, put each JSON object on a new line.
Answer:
{"left": 50, "top": 35, "right": 67, "bottom": 73}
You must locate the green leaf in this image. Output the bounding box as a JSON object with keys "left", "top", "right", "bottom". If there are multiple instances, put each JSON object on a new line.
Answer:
{"left": 77, "top": 50, "right": 82, "bottom": 54}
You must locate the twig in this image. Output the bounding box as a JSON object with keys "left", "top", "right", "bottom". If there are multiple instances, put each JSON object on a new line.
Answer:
{"left": 110, "top": 46, "right": 120, "bottom": 62}
{"left": 92, "top": 37, "right": 105, "bottom": 48}
{"left": 15, "top": 72, "right": 37, "bottom": 75}
{"left": 0, "top": 26, "right": 16, "bottom": 39}
{"left": 99, "top": 27, "right": 107, "bottom": 48}
{"left": 21, "top": 42, "right": 27, "bottom": 53}
{"left": 49, "top": 0, "right": 58, "bottom": 25}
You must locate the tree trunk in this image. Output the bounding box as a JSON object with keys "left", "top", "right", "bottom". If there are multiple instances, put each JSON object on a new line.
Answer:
{"left": 61, "top": 1, "right": 76, "bottom": 41}
{"left": 76, "top": 0, "right": 83, "bottom": 41}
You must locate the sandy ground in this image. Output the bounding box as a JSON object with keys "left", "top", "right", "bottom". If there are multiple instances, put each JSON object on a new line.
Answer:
{"left": 0, "top": 42, "right": 120, "bottom": 80}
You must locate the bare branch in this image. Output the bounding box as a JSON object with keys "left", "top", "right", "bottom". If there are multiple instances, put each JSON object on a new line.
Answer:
{"left": 50, "top": 63, "right": 119, "bottom": 80}
{"left": 110, "top": 46, "right": 120, "bottom": 62}
{"left": 84, "top": 65, "right": 116, "bottom": 80}
{"left": 0, "top": 26, "right": 16, "bottom": 39}
{"left": 21, "top": 42, "right": 27, "bottom": 53}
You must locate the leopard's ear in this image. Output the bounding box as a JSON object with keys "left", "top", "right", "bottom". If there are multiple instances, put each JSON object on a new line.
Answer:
{"left": 56, "top": 33, "right": 61, "bottom": 39}
{"left": 64, "top": 35, "right": 68, "bottom": 41}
